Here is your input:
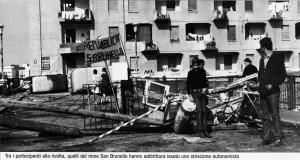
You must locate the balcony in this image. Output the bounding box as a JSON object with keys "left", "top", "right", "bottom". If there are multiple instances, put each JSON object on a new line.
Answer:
{"left": 59, "top": 43, "right": 84, "bottom": 54}
{"left": 141, "top": 42, "right": 159, "bottom": 54}
{"left": 268, "top": 11, "right": 283, "bottom": 21}
{"left": 202, "top": 40, "right": 217, "bottom": 51}
{"left": 212, "top": 10, "right": 228, "bottom": 22}
{"left": 58, "top": 9, "right": 93, "bottom": 23}
{"left": 154, "top": 10, "right": 170, "bottom": 22}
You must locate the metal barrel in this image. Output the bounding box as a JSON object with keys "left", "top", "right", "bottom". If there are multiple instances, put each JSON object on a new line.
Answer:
{"left": 173, "top": 99, "right": 196, "bottom": 134}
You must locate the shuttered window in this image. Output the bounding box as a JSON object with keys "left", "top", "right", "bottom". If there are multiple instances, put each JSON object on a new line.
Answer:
{"left": 282, "top": 25, "right": 290, "bottom": 40}
{"left": 227, "top": 26, "right": 236, "bottom": 41}
{"left": 170, "top": 26, "right": 179, "bottom": 42}
{"left": 128, "top": 0, "right": 138, "bottom": 12}
{"left": 188, "top": 0, "right": 197, "bottom": 11}
{"left": 298, "top": 0, "right": 300, "bottom": 12}
{"left": 108, "top": 0, "right": 118, "bottom": 11}
{"left": 137, "top": 24, "right": 152, "bottom": 44}
{"left": 109, "top": 27, "right": 119, "bottom": 37}
{"left": 245, "top": 0, "right": 253, "bottom": 12}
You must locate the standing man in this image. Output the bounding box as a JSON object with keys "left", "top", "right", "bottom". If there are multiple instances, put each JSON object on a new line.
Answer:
{"left": 239, "top": 58, "right": 258, "bottom": 119}
{"left": 186, "top": 58, "right": 211, "bottom": 138}
{"left": 258, "top": 37, "right": 287, "bottom": 147}
{"left": 242, "top": 58, "right": 258, "bottom": 83}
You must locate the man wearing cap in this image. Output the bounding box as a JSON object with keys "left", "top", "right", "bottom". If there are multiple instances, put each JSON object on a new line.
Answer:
{"left": 186, "top": 58, "right": 211, "bottom": 138}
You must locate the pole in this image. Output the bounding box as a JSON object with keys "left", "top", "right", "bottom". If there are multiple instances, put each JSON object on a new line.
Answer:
{"left": 118, "top": 34, "right": 130, "bottom": 68}
{"left": 0, "top": 32, "right": 3, "bottom": 78}
{"left": 135, "top": 32, "right": 138, "bottom": 76}
{"left": 0, "top": 24, "right": 6, "bottom": 96}
{"left": 39, "top": 0, "right": 43, "bottom": 75}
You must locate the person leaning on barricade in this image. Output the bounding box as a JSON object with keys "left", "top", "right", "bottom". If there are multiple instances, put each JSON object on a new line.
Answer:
{"left": 239, "top": 58, "right": 259, "bottom": 120}
{"left": 186, "top": 58, "right": 212, "bottom": 138}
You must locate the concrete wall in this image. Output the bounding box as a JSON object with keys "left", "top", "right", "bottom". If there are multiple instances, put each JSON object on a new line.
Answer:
{"left": 0, "top": 0, "right": 29, "bottom": 67}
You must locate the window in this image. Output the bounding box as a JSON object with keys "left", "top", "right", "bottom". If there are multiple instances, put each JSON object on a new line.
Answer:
{"left": 216, "top": 53, "right": 237, "bottom": 70}
{"left": 170, "top": 26, "right": 179, "bottom": 42}
{"left": 186, "top": 23, "right": 210, "bottom": 41}
{"left": 245, "top": 23, "right": 266, "bottom": 40}
{"left": 126, "top": 24, "right": 152, "bottom": 43}
{"left": 109, "top": 27, "right": 119, "bottom": 37}
{"left": 189, "top": 55, "right": 199, "bottom": 69}
{"left": 276, "top": 52, "right": 290, "bottom": 67}
{"left": 227, "top": 26, "right": 236, "bottom": 42}
{"left": 64, "top": 0, "right": 75, "bottom": 11}
{"left": 166, "top": 0, "right": 176, "bottom": 11}
{"left": 126, "top": 24, "right": 135, "bottom": 42}
{"left": 215, "top": 1, "right": 236, "bottom": 12}
{"left": 108, "top": 0, "right": 118, "bottom": 11}
{"left": 296, "top": 23, "right": 300, "bottom": 39}
{"left": 128, "top": 0, "right": 138, "bottom": 12}
{"left": 137, "top": 24, "right": 152, "bottom": 44}
{"left": 168, "top": 56, "right": 177, "bottom": 69}
{"left": 245, "top": 0, "right": 253, "bottom": 12}
{"left": 224, "top": 55, "right": 232, "bottom": 70}
{"left": 65, "top": 29, "right": 76, "bottom": 43}
{"left": 282, "top": 25, "right": 289, "bottom": 40}
{"left": 188, "top": 0, "right": 197, "bottom": 11}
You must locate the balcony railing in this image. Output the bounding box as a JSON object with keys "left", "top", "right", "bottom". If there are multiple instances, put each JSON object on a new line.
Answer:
{"left": 154, "top": 11, "right": 170, "bottom": 22}
{"left": 203, "top": 40, "right": 217, "bottom": 51}
{"left": 269, "top": 11, "right": 283, "bottom": 21}
{"left": 58, "top": 9, "right": 93, "bottom": 23}
{"left": 212, "top": 10, "right": 228, "bottom": 22}
{"left": 59, "top": 43, "right": 84, "bottom": 54}
{"left": 141, "top": 42, "right": 159, "bottom": 54}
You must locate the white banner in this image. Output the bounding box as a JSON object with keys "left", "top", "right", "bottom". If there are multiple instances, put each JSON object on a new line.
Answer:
{"left": 84, "top": 33, "right": 124, "bottom": 63}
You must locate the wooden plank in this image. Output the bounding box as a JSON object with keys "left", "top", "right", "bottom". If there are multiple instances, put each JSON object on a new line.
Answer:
{"left": 0, "top": 99, "right": 163, "bottom": 125}
{"left": 0, "top": 117, "right": 82, "bottom": 137}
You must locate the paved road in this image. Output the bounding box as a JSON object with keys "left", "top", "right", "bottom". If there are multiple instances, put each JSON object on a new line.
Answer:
{"left": 1, "top": 92, "right": 300, "bottom": 152}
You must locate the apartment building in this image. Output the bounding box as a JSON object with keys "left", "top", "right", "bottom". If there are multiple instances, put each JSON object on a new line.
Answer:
{"left": 2, "top": 0, "right": 300, "bottom": 77}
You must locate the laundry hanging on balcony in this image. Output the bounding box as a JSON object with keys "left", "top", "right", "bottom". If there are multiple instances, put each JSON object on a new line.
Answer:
{"left": 268, "top": 1, "right": 289, "bottom": 17}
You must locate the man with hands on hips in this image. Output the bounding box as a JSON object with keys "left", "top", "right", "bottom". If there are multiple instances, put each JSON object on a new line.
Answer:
{"left": 186, "top": 57, "right": 211, "bottom": 138}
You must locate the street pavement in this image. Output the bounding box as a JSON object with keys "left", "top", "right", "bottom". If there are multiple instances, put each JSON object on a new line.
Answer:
{"left": 280, "top": 108, "right": 300, "bottom": 127}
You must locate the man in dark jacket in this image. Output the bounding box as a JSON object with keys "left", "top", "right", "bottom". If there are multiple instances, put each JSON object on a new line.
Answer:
{"left": 186, "top": 58, "right": 211, "bottom": 138}
{"left": 239, "top": 58, "right": 258, "bottom": 120}
{"left": 242, "top": 58, "right": 258, "bottom": 83}
{"left": 258, "top": 37, "right": 287, "bottom": 147}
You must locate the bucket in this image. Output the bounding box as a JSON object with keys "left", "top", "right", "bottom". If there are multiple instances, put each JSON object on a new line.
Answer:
{"left": 173, "top": 99, "right": 196, "bottom": 134}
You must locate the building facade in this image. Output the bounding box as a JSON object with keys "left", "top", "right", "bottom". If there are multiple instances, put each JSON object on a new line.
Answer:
{"left": 2, "top": 0, "right": 300, "bottom": 77}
